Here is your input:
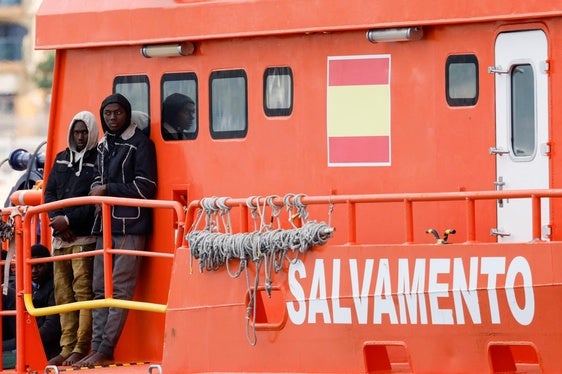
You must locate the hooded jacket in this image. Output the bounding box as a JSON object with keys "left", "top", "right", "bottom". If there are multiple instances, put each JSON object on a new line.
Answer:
{"left": 44, "top": 111, "right": 99, "bottom": 241}
{"left": 91, "top": 94, "right": 157, "bottom": 235}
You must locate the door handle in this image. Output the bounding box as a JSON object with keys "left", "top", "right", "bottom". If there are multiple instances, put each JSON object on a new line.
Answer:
{"left": 489, "top": 147, "right": 509, "bottom": 155}
{"left": 491, "top": 228, "right": 511, "bottom": 237}
{"left": 488, "top": 65, "right": 509, "bottom": 74}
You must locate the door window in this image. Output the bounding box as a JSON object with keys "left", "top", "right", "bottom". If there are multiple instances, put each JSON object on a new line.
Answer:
{"left": 510, "top": 64, "right": 535, "bottom": 158}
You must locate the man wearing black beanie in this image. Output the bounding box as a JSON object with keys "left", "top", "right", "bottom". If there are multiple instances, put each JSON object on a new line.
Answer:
{"left": 75, "top": 93, "right": 157, "bottom": 367}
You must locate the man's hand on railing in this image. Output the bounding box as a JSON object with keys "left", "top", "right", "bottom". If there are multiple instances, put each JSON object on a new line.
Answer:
{"left": 49, "top": 215, "right": 69, "bottom": 235}
{"left": 88, "top": 185, "right": 106, "bottom": 197}
{"left": 88, "top": 185, "right": 106, "bottom": 213}
{"left": 58, "top": 228, "right": 76, "bottom": 243}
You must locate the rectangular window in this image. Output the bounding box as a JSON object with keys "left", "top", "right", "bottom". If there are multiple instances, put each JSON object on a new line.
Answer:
{"left": 0, "top": 24, "right": 26, "bottom": 61}
{"left": 0, "top": 94, "right": 14, "bottom": 113}
{"left": 0, "top": 0, "right": 21, "bottom": 5}
{"left": 511, "top": 64, "right": 535, "bottom": 158}
{"left": 161, "top": 72, "right": 198, "bottom": 140}
{"left": 446, "top": 54, "right": 478, "bottom": 106}
{"left": 264, "top": 67, "right": 293, "bottom": 116}
{"left": 210, "top": 70, "right": 248, "bottom": 139}
{"left": 114, "top": 75, "right": 150, "bottom": 135}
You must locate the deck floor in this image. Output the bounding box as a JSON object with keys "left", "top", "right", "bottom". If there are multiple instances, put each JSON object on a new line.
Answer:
{"left": 1, "top": 362, "right": 161, "bottom": 374}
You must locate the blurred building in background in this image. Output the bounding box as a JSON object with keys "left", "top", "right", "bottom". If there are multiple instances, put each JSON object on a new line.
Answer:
{"left": 0, "top": 0, "right": 51, "bottom": 203}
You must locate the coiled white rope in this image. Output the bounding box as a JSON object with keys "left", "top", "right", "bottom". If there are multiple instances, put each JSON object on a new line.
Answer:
{"left": 186, "top": 194, "right": 334, "bottom": 345}
{"left": 187, "top": 220, "right": 333, "bottom": 273}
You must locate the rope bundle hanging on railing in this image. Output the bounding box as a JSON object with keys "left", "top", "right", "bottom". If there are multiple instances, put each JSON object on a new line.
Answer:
{"left": 0, "top": 216, "right": 14, "bottom": 242}
{"left": 186, "top": 194, "right": 334, "bottom": 274}
{"left": 188, "top": 220, "right": 333, "bottom": 273}
{"left": 185, "top": 194, "right": 335, "bottom": 345}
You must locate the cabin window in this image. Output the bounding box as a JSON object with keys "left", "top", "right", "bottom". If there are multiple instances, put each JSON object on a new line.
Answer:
{"left": 161, "top": 73, "right": 198, "bottom": 141}
{"left": 114, "top": 75, "right": 150, "bottom": 136}
{"left": 263, "top": 67, "right": 293, "bottom": 116}
{"left": 445, "top": 54, "right": 478, "bottom": 106}
{"left": 209, "top": 69, "right": 248, "bottom": 139}
{"left": 511, "top": 64, "right": 535, "bottom": 157}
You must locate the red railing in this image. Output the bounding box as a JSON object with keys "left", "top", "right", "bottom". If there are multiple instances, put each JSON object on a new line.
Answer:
{"left": 184, "top": 189, "right": 562, "bottom": 244}
{"left": 0, "top": 188, "right": 560, "bottom": 372}
{"left": 2, "top": 195, "right": 184, "bottom": 373}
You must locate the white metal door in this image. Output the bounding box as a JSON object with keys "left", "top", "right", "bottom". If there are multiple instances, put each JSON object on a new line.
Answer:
{"left": 492, "top": 30, "right": 549, "bottom": 242}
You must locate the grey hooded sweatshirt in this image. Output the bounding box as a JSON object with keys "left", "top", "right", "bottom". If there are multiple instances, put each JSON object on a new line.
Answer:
{"left": 44, "top": 111, "right": 99, "bottom": 245}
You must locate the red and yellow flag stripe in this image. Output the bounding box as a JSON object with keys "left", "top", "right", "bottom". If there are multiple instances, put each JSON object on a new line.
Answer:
{"left": 327, "top": 55, "right": 390, "bottom": 165}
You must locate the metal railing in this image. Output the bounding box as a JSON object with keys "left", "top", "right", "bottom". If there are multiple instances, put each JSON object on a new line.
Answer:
{"left": 2, "top": 195, "right": 184, "bottom": 372}
{"left": 183, "top": 189, "right": 562, "bottom": 244}
{"left": 18, "top": 195, "right": 185, "bottom": 316}
{"left": 0, "top": 188, "right": 559, "bottom": 372}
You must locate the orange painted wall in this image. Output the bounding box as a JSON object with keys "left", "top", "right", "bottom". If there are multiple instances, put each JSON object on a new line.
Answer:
{"left": 45, "top": 21, "right": 509, "bottom": 242}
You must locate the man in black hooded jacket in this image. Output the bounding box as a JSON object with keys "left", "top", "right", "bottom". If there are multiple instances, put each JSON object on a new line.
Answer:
{"left": 44, "top": 111, "right": 99, "bottom": 367}
{"left": 74, "top": 93, "right": 157, "bottom": 367}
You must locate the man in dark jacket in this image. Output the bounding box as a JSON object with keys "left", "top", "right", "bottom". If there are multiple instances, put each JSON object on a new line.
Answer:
{"left": 74, "top": 93, "right": 157, "bottom": 367}
{"left": 44, "top": 111, "right": 99, "bottom": 366}
{"left": 3, "top": 244, "right": 61, "bottom": 362}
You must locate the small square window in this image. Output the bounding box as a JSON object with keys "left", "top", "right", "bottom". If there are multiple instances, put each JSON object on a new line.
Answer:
{"left": 161, "top": 72, "right": 198, "bottom": 141}
{"left": 263, "top": 67, "right": 293, "bottom": 116}
{"left": 446, "top": 54, "right": 478, "bottom": 106}
{"left": 210, "top": 70, "right": 248, "bottom": 139}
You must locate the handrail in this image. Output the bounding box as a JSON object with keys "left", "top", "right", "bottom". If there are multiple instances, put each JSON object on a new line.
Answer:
{"left": 19, "top": 195, "right": 185, "bottom": 316}
{"left": 184, "top": 188, "right": 562, "bottom": 244}
{"left": 23, "top": 249, "right": 172, "bottom": 316}
{"left": 23, "top": 294, "right": 166, "bottom": 316}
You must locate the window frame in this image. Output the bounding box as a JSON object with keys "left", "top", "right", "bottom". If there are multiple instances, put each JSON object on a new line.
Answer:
{"left": 445, "top": 54, "right": 479, "bottom": 107}
{"left": 161, "top": 72, "right": 199, "bottom": 141}
{"left": 263, "top": 66, "right": 294, "bottom": 117}
{"left": 0, "top": 23, "right": 27, "bottom": 61}
{"left": 510, "top": 63, "right": 536, "bottom": 159}
{"left": 113, "top": 75, "right": 151, "bottom": 135}
{"left": 209, "top": 69, "right": 248, "bottom": 139}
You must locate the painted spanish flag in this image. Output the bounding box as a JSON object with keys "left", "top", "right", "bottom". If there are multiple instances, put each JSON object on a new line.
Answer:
{"left": 327, "top": 55, "right": 390, "bottom": 166}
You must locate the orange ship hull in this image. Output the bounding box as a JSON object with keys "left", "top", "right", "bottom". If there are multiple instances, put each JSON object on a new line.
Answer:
{"left": 0, "top": 0, "right": 559, "bottom": 372}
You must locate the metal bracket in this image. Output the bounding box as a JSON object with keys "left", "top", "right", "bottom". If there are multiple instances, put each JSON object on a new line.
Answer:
{"left": 540, "top": 60, "right": 550, "bottom": 74}
{"left": 44, "top": 365, "right": 60, "bottom": 374}
{"left": 493, "top": 176, "right": 506, "bottom": 207}
{"left": 489, "top": 146, "right": 509, "bottom": 156}
{"left": 148, "top": 364, "right": 163, "bottom": 374}
{"left": 488, "top": 65, "right": 509, "bottom": 74}
{"left": 491, "top": 228, "right": 511, "bottom": 237}
{"left": 542, "top": 224, "right": 552, "bottom": 240}
{"left": 540, "top": 142, "right": 551, "bottom": 157}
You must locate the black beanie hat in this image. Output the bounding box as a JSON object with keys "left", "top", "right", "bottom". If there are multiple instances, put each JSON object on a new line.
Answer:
{"left": 100, "top": 93, "right": 132, "bottom": 134}
{"left": 31, "top": 244, "right": 51, "bottom": 258}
